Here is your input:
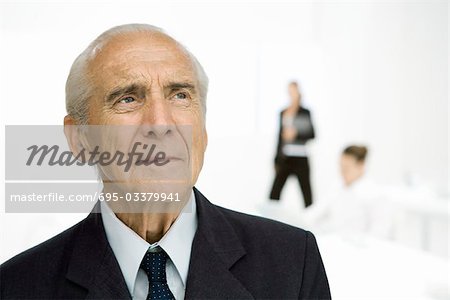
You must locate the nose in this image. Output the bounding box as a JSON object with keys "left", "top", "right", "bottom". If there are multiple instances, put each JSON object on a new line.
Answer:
{"left": 140, "top": 95, "right": 175, "bottom": 140}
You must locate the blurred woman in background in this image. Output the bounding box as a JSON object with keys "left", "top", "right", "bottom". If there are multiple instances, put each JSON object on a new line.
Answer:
{"left": 269, "top": 81, "right": 315, "bottom": 208}
{"left": 304, "top": 145, "right": 393, "bottom": 239}
{"left": 340, "top": 146, "right": 368, "bottom": 187}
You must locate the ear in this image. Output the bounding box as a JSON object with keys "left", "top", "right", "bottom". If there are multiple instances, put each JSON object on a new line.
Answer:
{"left": 64, "top": 115, "right": 85, "bottom": 161}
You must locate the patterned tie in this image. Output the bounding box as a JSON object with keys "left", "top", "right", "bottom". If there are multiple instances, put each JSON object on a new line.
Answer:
{"left": 140, "top": 247, "right": 175, "bottom": 300}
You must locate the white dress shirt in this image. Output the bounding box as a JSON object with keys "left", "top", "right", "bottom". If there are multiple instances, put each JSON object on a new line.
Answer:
{"left": 100, "top": 191, "right": 198, "bottom": 300}
{"left": 304, "top": 177, "right": 392, "bottom": 238}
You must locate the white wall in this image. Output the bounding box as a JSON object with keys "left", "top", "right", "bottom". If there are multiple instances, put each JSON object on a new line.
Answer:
{"left": 0, "top": 0, "right": 447, "bottom": 262}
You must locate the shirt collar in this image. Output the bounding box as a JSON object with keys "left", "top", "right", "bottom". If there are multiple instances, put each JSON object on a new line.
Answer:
{"left": 100, "top": 191, "right": 197, "bottom": 295}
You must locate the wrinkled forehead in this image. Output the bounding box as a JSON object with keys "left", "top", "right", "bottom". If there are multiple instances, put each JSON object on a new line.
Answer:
{"left": 87, "top": 31, "right": 197, "bottom": 88}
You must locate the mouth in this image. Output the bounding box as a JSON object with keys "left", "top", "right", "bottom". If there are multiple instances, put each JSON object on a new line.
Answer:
{"left": 135, "top": 156, "right": 183, "bottom": 166}
{"left": 166, "top": 156, "right": 183, "bottom": 162}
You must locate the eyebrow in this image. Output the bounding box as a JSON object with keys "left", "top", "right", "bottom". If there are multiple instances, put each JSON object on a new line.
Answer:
{"left": 165, "top": 81, "right": 197, "bottom": 94}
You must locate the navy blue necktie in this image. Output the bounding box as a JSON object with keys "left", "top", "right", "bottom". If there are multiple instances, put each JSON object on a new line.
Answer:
{"left": 140, "top": 247, "right": 175, "bottom": 300}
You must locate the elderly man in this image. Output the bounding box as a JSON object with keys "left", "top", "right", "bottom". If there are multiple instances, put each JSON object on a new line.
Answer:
{"left": 0, "top": 24, "right": 331, "bottom": 299}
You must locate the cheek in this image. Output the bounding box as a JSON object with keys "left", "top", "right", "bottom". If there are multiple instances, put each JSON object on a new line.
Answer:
{"left": 349, "top": 167, "right": 360, "bottom": 179}
{"left": 190, "top": 125, "right": 206, "bottom": 170}
{"left": 356, "top": 165, "right": 365, "bottom": 175}
{"left": 341, "top": 165, "right": 354, "bottom": 179}
{"left": 191, "top": 129, "right": 206, "bottom": 159}
{"left": 179, "top": 111, "right": 205, "bottom": 144}
{"left": 341, "top": 168, "right": 349, "bottom": 179}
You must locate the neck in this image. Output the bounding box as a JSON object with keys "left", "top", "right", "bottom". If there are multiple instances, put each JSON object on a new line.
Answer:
{"left": 115, "top": 212, "right": 179, "bottom": 243}
{"left": 101, "top": 183, "right": 192, "bottom": 244}
{"left": 346, "top": 174, "right": 364, "bottom": 187}
{"left": 289, "top": 101, "right": 300, "bottom": 109}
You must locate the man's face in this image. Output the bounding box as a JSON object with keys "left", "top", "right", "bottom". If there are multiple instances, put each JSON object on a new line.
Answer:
{"left": 81, "top": 31, "right": 207, "bottom": 199}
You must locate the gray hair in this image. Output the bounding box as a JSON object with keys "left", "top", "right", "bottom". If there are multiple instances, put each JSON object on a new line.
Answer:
{"left": 65, "top": 24, "right": 209, "bottom": 124}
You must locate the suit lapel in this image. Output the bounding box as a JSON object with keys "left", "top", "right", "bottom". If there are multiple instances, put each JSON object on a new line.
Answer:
{"left": 65, "top": 205, "right": 131, "bottom": 300}
{"left": 185, "top": 188, "right": 254, "bottom": 299}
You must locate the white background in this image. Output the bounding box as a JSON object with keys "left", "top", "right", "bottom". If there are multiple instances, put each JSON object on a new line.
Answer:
{"left": 0, "top": 0, "right": 448, "bottom": 299}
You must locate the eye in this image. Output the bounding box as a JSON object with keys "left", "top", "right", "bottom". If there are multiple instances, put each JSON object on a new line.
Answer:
{"left": 173, "top": 92, "right": 188, "bottom": 100}
{"left": 118, "top": 96, "right": 135, "bottom": 104}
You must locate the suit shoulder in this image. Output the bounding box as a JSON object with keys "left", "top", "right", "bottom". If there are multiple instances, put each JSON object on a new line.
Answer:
{"left": 0, "top": 214, "right": 100, "bottom": 299}
{"left": 0, "top": 216, "right": 86, "bottom": 278}
{"left": 212, "top": 205, "right": 324, "bottom": 284}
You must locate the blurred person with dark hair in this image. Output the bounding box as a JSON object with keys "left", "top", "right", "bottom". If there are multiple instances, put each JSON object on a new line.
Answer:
{"left": 304, "top": 145, "right": 393, "bottom": 239}
{"left": 341, "top": 145, "right": 368, "bottom": 187}
{"left": 270, "top": 81, "right": 315, "bottom": 208}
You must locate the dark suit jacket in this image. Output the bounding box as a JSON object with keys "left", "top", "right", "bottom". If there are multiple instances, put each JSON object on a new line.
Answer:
{"left": 275, "top": 107, "right": 315, "bottom": 165}
{"left": 1, "top": 188, "right": 331, "bottom": 299}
